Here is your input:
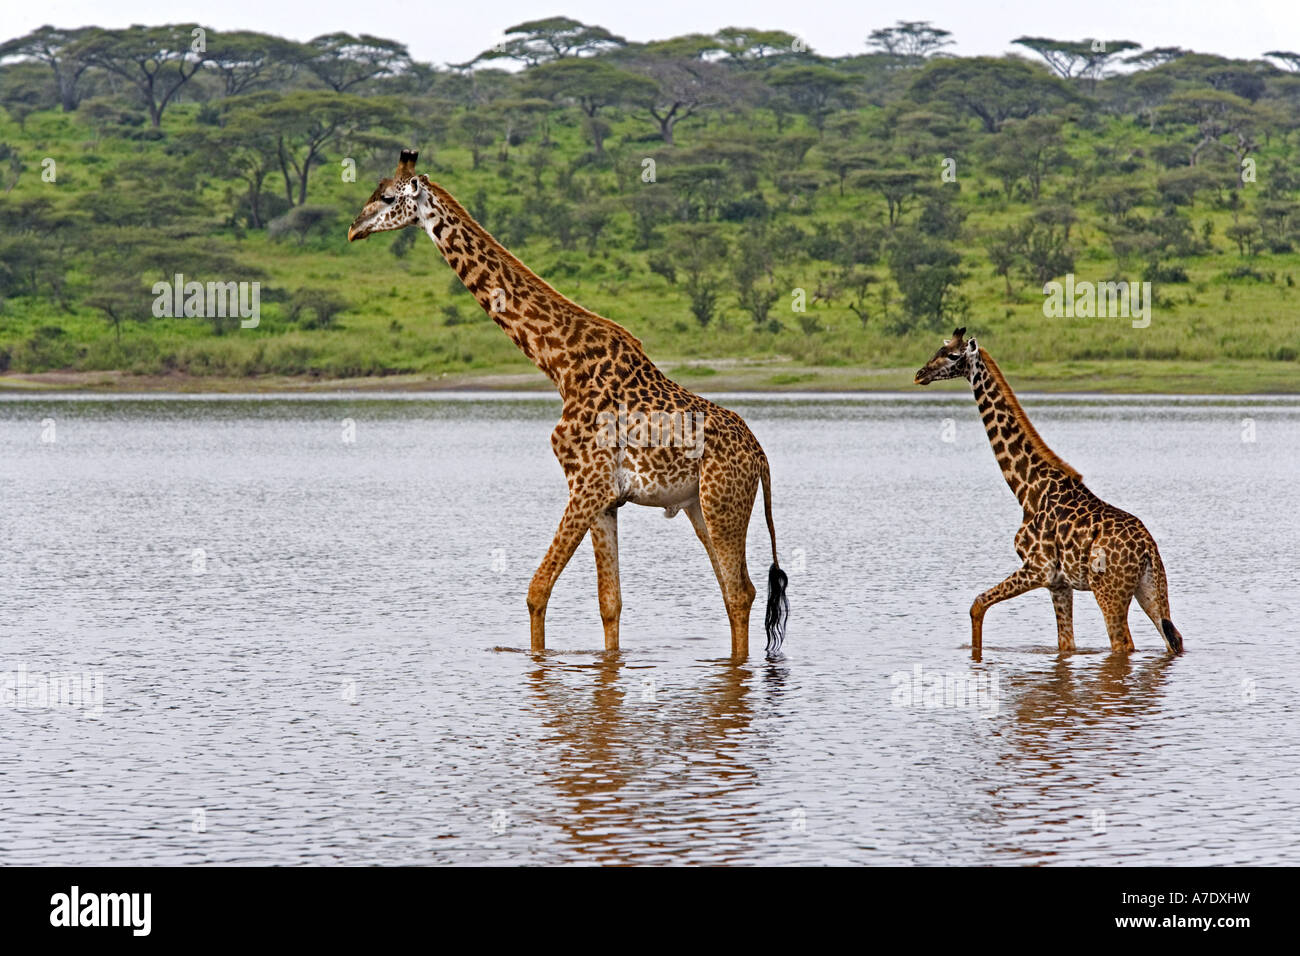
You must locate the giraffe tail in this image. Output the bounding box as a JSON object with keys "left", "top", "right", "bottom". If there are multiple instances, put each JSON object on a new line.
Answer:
{"left": 761, "top": 459, "right": 789, "bottom": 654}
{"left": 1144, "top": 548, "right": 1184, "bottom": 655}
{"left": 1161, "top": 618, "right": 1184, "bottom": 655}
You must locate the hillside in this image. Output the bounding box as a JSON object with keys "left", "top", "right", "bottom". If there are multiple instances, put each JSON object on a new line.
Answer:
{"left": 1, "top": 22, "right": 1298, "bottom": 392}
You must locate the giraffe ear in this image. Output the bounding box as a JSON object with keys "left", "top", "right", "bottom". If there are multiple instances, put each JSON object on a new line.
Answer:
{"left": 966, "top": 337, "right": 978, "bottom": 353}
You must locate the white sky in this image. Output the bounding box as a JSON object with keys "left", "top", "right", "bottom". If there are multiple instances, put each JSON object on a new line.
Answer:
{"left": 3, "top": 0, "right": 1297, "bottom": 65}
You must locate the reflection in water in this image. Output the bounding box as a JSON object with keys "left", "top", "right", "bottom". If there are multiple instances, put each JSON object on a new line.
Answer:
{"left": 986, "top": 653, "right": 1181, "bottom": 863}
{"left": 1011, "top": 652, "right": 1178, "bottom": 731}
{"left": 526, "top": 655, "right": 768, "bottom": 863}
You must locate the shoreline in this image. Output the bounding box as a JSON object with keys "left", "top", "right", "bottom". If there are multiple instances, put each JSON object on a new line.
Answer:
{"left": 1, "top": 359, "right": 1297, "bottom": 395}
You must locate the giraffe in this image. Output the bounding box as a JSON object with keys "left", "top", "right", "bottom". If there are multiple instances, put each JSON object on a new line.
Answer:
{"left": 348, "top": 150, "right": 788, "bottom": 658}
{"left": 914, "top": 328, "right": 1184, "bottom": 660}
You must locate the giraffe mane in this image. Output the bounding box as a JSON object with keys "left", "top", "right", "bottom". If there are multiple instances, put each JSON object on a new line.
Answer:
{"left": 423, "top": 178, "right": 647, "bottom": 354}
{"left": 978, "top": 348, "right": 1081, "bottom": 480}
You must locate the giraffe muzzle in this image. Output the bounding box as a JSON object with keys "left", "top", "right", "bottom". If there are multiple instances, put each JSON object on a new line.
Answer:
{"left": 348, "top": 201, "right": 386, "bottom": 242}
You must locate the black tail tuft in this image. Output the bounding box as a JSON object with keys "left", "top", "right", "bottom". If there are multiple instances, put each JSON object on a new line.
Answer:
{"left": 1161, "top": 618, "right": 1184, "bottom": 655}
{"left": 764, "top": 563, "right": 789, "bottom": 655}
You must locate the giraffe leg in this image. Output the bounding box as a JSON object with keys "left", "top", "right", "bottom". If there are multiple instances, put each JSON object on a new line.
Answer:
{"left": 686, "top": 499, "right": 747, "bottom": 652}
{"left": 1090, "top": 542, "right": 1140, "bottom": 653}
{"left": 685, "top": 500, "right": 724, "bottom": 588}
{"left": 699, "top": 471, "right": 759, "bottom": 659}
{"left": 527, "top": 489, "right": 610, "bottom": 652}
{"left": 710, "top": 528, "right": 755, "bottom": 659}
{"left": 970, "top": 566, "right": 1047, "bottom": 660}
{"left": 1049, "top": 585, "right": 1076, "bottom": 653}
{"left": 590, "top": 507, "right": 621, "bottom": 652}
{"left": 1094, "top": 591, "right": 1136, "bottom": 654}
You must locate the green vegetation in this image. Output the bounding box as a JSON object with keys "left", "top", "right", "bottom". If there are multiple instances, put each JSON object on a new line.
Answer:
{"left": 1, "top": 18, "right": 1298, "bottom": 392}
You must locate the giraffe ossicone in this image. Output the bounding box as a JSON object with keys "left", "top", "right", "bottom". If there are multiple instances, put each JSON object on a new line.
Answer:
{"left": 349, "top": 149, "right": 789, "bottom": 658}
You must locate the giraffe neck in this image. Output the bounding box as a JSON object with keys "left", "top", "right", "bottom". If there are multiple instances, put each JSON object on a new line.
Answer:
{"left": 415, "top": 180, "right": 650, "bottom": 396}
{"left": 968, "top": 348, "right": 1080, "bottom": 511}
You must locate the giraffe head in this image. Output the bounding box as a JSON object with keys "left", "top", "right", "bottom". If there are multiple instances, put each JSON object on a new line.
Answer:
{"left": 914, "top": 327, "right": 979, "bottom": 385}
{"left": 347, "top": 148, "right": 427, "bottom": 242}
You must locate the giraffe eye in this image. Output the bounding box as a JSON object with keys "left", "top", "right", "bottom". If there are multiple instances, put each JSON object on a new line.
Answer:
{"left": 381, "top": 195, "right": 396, "bottom": 204}
{"left": 947, "top": 352, "right": 960, "bottom": 360}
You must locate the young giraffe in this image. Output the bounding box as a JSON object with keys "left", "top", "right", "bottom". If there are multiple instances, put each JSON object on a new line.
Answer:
{"left": 348, "top": 150, "right": 788, "bottom": 657}
{"left": 915, "top": 328, "right": 1184, "bottom": 659}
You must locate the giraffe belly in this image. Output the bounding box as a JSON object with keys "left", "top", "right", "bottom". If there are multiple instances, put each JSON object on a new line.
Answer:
{"left": 615, "top": 449, "right": 700, "bottom": 514}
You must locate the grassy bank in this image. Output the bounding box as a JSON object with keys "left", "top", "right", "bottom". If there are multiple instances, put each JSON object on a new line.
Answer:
{"left": 2, "top": 357, "right": 1295, "bottom": 394}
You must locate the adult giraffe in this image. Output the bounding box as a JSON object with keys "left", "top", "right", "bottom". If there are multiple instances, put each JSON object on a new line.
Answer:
{"left": 915, "top": 328, "right": 1184, "bottom": 659}
{"left": 348, "top": 150, "right": 788, "bottom": 658}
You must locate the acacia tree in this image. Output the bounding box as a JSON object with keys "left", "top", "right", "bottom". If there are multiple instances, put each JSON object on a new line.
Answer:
{"left": 487, "top": 97, "right": 552, "bottom": 160}
{"left": 711, "top": 27, "right": 804, "bottom": 68}
{"left": 0, "top": 195, "right": 84, "bottom": 305}
{"left": 851, "top": 169, "right": 928, "bottom": 226}
{"left": 85, "top": 273, "right": 151, "bottom": 343}
{"left": 187, "top": 95, "right": 283, "bottom": 226}
{"left": 299, "top": 33, "right": 410, "bottom": 92}
{"left": 1012, "top": 36, "right": 1141, "bottom": 86}
{"left": 1158, "top": 89, "right": 1258, "bottom": 166}
{"left": 1263, "top": 51, "right": 1300, "bottom": 73}
{"left": 627, "top": 49, "right": 740, "bottom": 145}
{"left": 652, "top": 225, "right": 729, "bottom": 326}
{"left": 204, "top": 30, "right": 298, "bottom": 96}
{"left": 469, "top": 17, "right": 625, "bottom": 67}
{"left": 1018, "top": 215, "right": 1075, "bottom": 286}
{"left": 985, "top": 225, "right": 1024, "bottom": 299}
{"left": 1130, "top": 71, "right": 1179, "bottom": 129}
{"left": 1125, "top": 47, "right": 1189, "bottom": 68}
{"left": 866, "top": 21, "right": 953, "bottom": 63}
{"left": 731, "top": 231, "right": 783, "bottom": 326}
{"left": 982, "top": 115, "right": 1070, "bottom": 201}
{"left": 886, "top": 227, "right": 966, "bottom": 332}
{"left": 822, "top": 144, "right": 874, "bottom": 196}
{"left": 887, "top": 109, "right": 960, "bottom": 161}
{"left": 75, "top": 24, "right": 209, "bottom": 127}
{"left": 908, "top": 57, "right": 1074, "bottom": 133}
{"left": 767, "top": 64, "right": 853, "bottom": 137}
{"left": 0, "top": 26, "right": 94, "bottom": 111}
{"left": 524, "top": 59, "right": 655, "bottom": 154}
{"left": 457, "top": 110, "right": 496, "bottom": 169}
{"left": 1092, "top": 179, "right": 1149, "bottom": 222}
{"left": 289, "top": 287, "right": 350, "bottom": 328}
{"left": 0, "top": 62, "right": 52, "bottom": 129}
{"left": 254, "top": 92, "right": 401, "bottom": 205}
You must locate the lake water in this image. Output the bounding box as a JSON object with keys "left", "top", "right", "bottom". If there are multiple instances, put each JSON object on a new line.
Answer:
{"left": 1, "top": 391, "right": 1297, "bottom": 865}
